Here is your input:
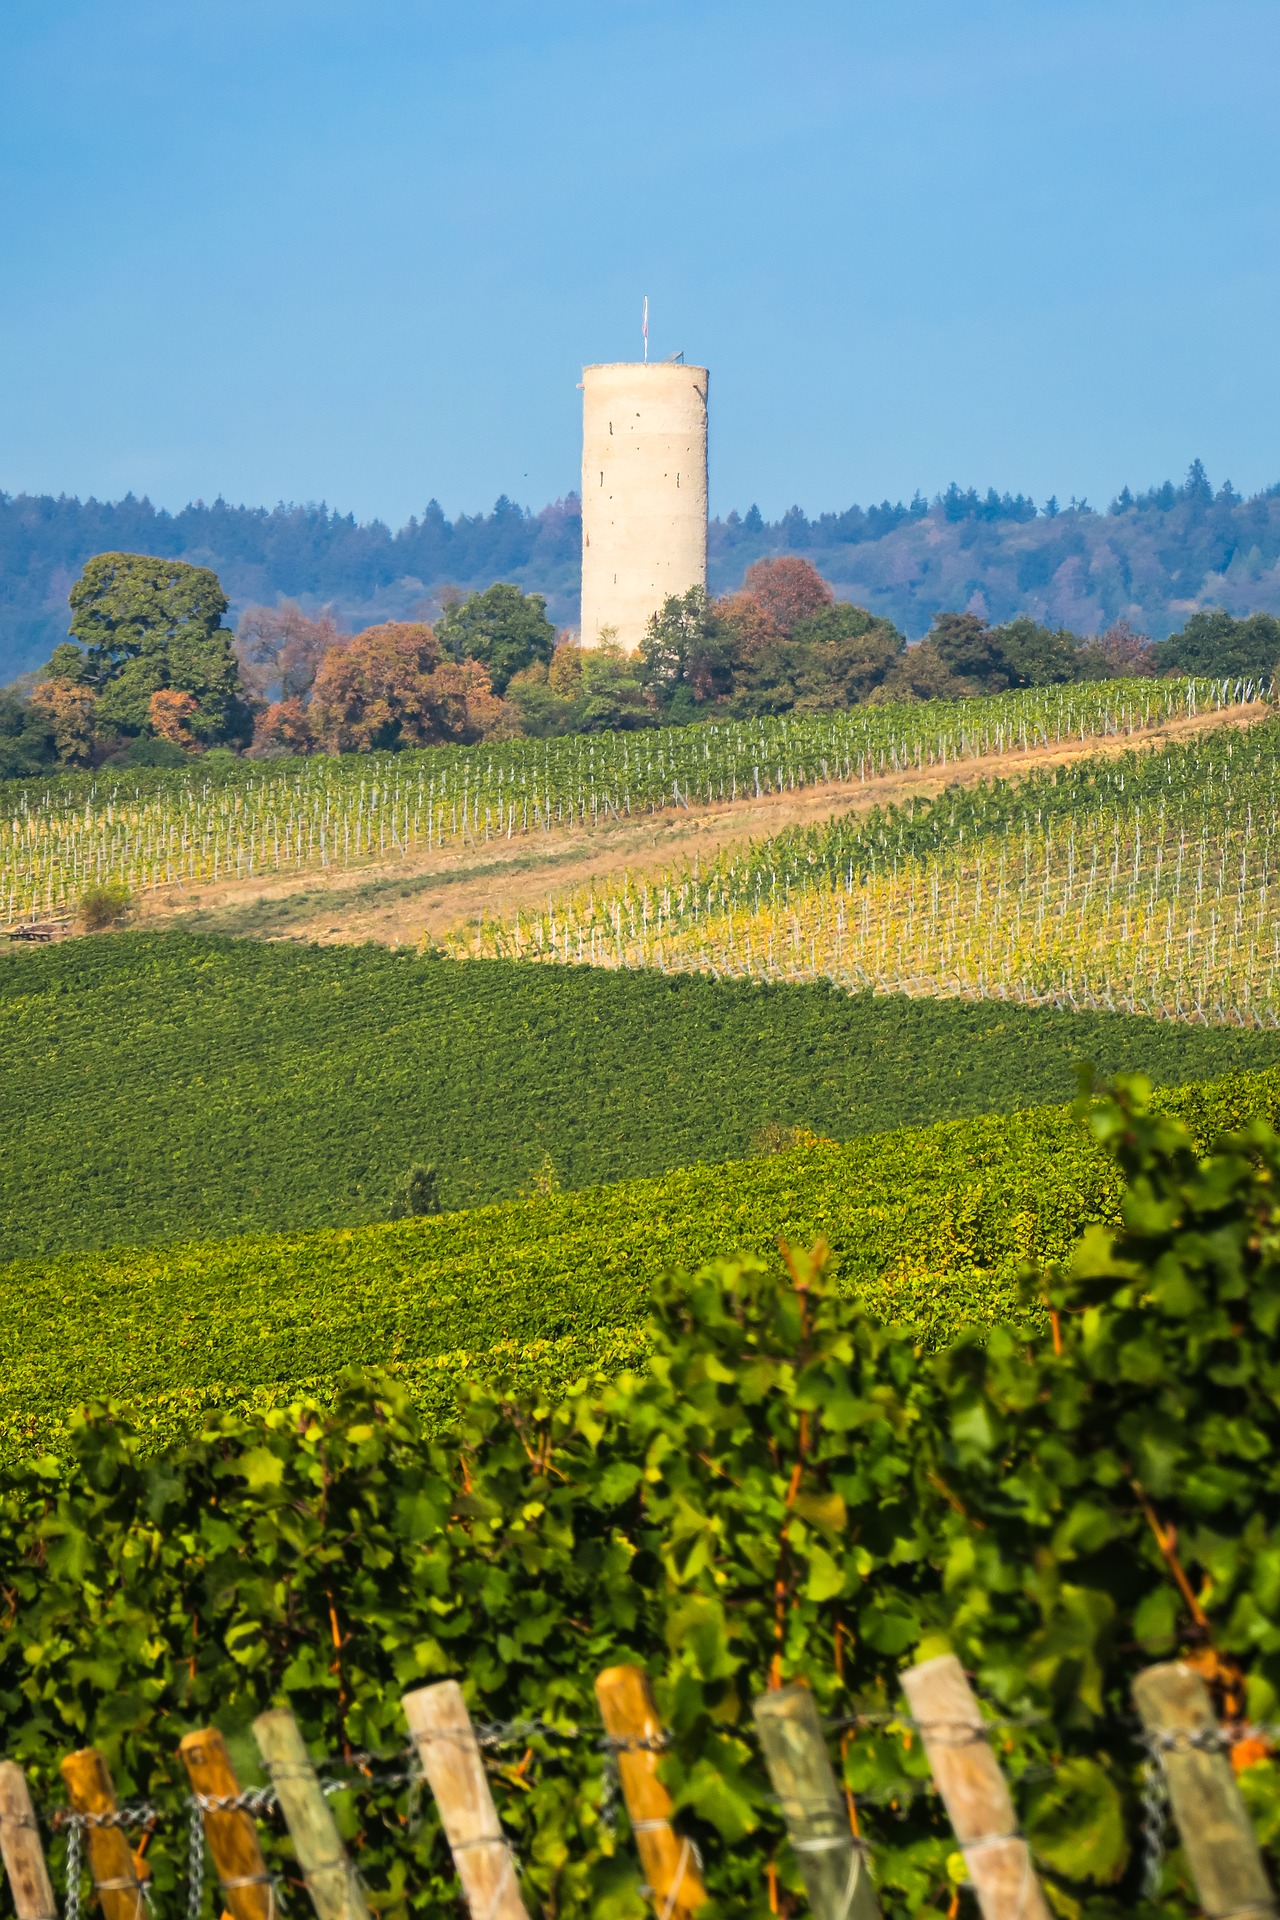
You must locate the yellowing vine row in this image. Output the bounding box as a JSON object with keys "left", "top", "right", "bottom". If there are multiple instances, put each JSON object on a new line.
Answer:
{"left": 457, "top": 709, "right": 1280, "bottom": 1028}
{"left": 0, "top": 677, "right": 1245, "bottom": 923}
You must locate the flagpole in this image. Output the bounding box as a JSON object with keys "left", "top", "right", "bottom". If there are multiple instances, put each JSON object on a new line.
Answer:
{"left": 642, "top": 295, "right": 648, "bottom": 363}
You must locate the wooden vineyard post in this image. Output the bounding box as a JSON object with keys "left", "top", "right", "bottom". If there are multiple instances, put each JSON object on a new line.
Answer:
{"left": 251, "top": 1710, "right": 371, "bottom": 1920}
{"left": 59, "top": 1748, "right": 150, "bottom": 1920}
{"left": 1133, "top": 1662, "right": 1277, "bottom": 1920}
{"left": 401, "top": 1681, "right": 531, "bottom": 1920}
{"left": 752, "top": 1685, "right": 880, "bottom": 1920}
{"left": 899, "top": 1655, "right": 1051, "bottom": 1920}
{"left": 594, "top": 1665, "right": 707, "bottom": 1920}
{"left": 0, "top": 1763, "right": 57, "bottom": 1920}
{"left": 179, "top": 1728, "right": 275, "bottom": 1920}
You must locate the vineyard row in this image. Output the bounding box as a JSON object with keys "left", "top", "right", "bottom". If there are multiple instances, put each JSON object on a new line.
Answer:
{"left": 0, "top": 677, "right": 1251, "bottom": 924}
{"left": 456, "top": 717, "right": 1280, "bottom": 1028}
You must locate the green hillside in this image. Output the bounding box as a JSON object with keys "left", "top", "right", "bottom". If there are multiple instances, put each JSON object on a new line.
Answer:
{"left": 5, "top": 1061, "right": 1279, "bottom": 1456}
{"left": 4, "top": 931, "right": 1280, "bottom": 1256}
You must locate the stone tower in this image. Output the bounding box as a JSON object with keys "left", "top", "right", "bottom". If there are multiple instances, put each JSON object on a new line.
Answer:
{"left": 579, "top": 360, "right": 708, "bottom": 651}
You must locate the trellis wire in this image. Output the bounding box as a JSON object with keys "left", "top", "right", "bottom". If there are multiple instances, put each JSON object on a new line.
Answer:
{"left": 462, "top": 708, "right": 1280, "bottom": 1028}
{"left": 0, "top": 679, "right": 1255, "bottom": 927}
{"left": 32, "top": 1706, "right": 1276, "bottom": 1917}
{"left": 1140, "top": 1747, "right": 1170, "bottom": 1899}
{"left": 1136, "top": 1719, "right": 1280, "bottom": 1896}
{"left": 53, "top": 1804, "right": 159, "bottom": 1920}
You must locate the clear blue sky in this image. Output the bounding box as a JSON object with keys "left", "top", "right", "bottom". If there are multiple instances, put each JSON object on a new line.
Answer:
{"left": 1, "top": 0, "right": 1277, "bottom": 525}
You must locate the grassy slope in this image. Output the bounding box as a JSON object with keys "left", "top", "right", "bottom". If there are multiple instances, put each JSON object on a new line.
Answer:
{"left": 5, "top": 1062, "right": 1280, "bottom": 1455}
{"left": 4, "top": 931, "right": 1280, "bottom": 1256}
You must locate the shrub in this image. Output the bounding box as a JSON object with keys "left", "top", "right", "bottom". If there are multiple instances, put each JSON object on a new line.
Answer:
{"left": 77, "top": 881, "right": 132, "bottom": 931}
{"left": 388, "top": 1160, "right": 440, "bottom": 1218}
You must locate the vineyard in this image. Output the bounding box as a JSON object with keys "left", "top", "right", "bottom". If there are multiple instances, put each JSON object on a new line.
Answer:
{"left": 3, "top": 1059, "right": 1278, "bottom": 1456}
{"left": 0, "top": 677, "right": 1254, "bottom": 924}
{"left": 461, "top": 715, "right": 1280, "bottom": 1027}
{"left": 5, "top": 1082, "right": 1280, "bottom": 1919}
{"left": 6, "top": 932, "right": 1280, "bottom": 1257}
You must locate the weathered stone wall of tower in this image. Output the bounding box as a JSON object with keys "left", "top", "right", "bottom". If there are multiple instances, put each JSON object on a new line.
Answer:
{"left": 579, "top": 361, "right": 708, "bottom": 651}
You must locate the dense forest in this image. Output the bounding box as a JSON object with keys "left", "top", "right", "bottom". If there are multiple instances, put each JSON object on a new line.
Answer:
{"left": 4, "top": 459, "right": 1280, "bottom": 681}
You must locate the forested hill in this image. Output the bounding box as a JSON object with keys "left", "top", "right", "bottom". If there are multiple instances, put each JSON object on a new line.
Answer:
{"left": 4, "top": 460, "right": 1280, "bottom": 681}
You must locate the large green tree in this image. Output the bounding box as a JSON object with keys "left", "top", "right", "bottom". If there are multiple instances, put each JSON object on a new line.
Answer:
{"left": 640, "top": 586, "right": 736, "bottom": 716}
{"left": 993, "top": 615, "right": 1085, "bottom": 685}
{"left": 1158, "top": 607, "right": 1280, "bottom": 680}
{"left": 436, "top": 582, "right": 556, "bottom": 694}
{"left": 0, "top": 689, "right": 57, "bottom": 778}
{"left": 49, "top": 552, "right": 251, "bottom": 746}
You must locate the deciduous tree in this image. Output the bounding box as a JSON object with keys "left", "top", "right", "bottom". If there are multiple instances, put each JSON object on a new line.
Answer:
{"left": 51, "top": 552, "right": 252, "bottom": 746}
{"left": 251, "top": 697, "right": 317, "bottom": 755}
{"left": 640, "top": 587, "right": 736, "bottom": 712}
{"left": 148, "top": 688, "right": 200, "bottom": 750}
{"left": 309, "top": 621, "right": 509, "bottom": 752}
{"left": 27, "top": 678, "right": 99, "bottom": 765}
{"left": 994, "top": 616, "right": 1087, "bottom": 686}
{"left": 1077, "top": 620, "right": 1158, "bottom": 679}
{"left": 928, "top": 610, "right": 1013, "bottom": 692}
{"left": 741, "top": 556, "right": 833, "bottom": 634}
{"left": 1158, "top": 607, "right": 1280, "bottom": 679}
{"left": 0, "top": 688, "right": 58, "bottom": 777}
{"left": 235, "top": 602, "right": 343, "bottom": 703}
{"left": 436, "top": 582, "right": 556, "bottom": 693}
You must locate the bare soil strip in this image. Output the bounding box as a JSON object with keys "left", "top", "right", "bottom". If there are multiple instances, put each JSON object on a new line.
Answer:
{"left": 129, "top": 703, "right": 1268, "bottom": 951}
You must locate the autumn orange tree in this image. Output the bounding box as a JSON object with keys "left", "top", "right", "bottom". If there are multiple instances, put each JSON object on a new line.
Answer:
{"left": 742, "top": 555, "right": 834, "bottom": 631}
{"left": 27, "top": 678, "right": 99, "bottom": 766}
{"left": 308, "top": 621, "right": 508, "bottom": 751}
{"left": 148, "top": 688, "right": 199, "bottom": 748}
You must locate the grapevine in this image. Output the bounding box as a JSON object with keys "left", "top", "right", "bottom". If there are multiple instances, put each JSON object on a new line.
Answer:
{"left": 0, "top": 677, "right": 1248, "bottom": 925}
{"left": 458, "top": 710, "right": 1280, "bottom": 1028}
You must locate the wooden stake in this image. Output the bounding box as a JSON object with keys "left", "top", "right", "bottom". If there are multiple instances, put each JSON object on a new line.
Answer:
{"left": 401, "top": 1682, "right": 530, "bottom": 1920}
{"left": 899, "top": 1655, "right": 1051, "bottom": 1920}
{"left": 752, "top": 1685, "right": 880, "bottom": 1920}
{"left": 179, "top": 1728, "right": 274, "bottom": 1920}
{"left": 251, "top": 1711, "right": 370, "bottom": 1920}
{"left": 1133, "top": 1662, "right": 1277, "bottom": 1920}
{"left": 0, "top": 1763, "right": 57, "bottom": 1920}
{"left": 594, "top": 1665, "right": 707, "bottom": 1920}
{"left": 59, "top": 1749, "right": 149, "bottom": 1920}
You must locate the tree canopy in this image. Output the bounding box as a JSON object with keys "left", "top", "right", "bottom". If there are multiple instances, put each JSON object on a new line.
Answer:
{"left": 306, "top": 622, "right": 506, "bottom": 752}
{"left": 436, "top": 581, "right": 556, "bottom": 694}
{"left": 48, "top": 552, "right": 251, "bottom": 747}
{"left": 12, "top": 463, "right": 1280, "bottom": 683}
{"left": 9, "top": 545, "right": 1273, "bottom": 772}
{"left": 1157, "top": 607, "right": 1280, "bottom": 679}
{"left": 0, "top": 687, "right": 56, "bottom": 779}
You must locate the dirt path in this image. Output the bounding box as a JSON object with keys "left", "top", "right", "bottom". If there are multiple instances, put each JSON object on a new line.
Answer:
{"left": 135, "top": 703, "right": 1268, "bottom": 950}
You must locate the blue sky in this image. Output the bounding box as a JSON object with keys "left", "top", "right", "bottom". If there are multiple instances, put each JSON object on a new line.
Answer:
{"left": 1, "top": 0, "right": 1277, "bottom": 524}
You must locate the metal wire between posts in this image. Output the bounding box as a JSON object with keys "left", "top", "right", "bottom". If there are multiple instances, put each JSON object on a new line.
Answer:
{"left": 65, "top": 1819, "right": 81, "bottom": 1920}
{"left": 1138, "top": 1719, "right": 1280, "bottom": 1897}
{"left": 1140, "top": 1748, "right": 1170, "bottom": 1899}
{"left": 185, "top": 1800, "right": 204, "bottom": 1920}
{"left": 53, "top": 1804, "right": 160, "bottom": 1920}
{"left": 30, "top": 1701, "right": 1167, "bottom": 1920}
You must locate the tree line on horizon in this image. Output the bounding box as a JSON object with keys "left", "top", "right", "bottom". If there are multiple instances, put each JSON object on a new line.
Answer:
{"left": 0, "top": 546, "right": 1276, "bottom": 779}
{"left": 5, "top": 460, "right": 1280, "bottom": 682}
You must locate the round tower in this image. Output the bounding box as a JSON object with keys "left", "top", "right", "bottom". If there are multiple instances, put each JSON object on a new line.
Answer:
{"left": 580, "top": 360, "right": 708, "bottom": 651}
